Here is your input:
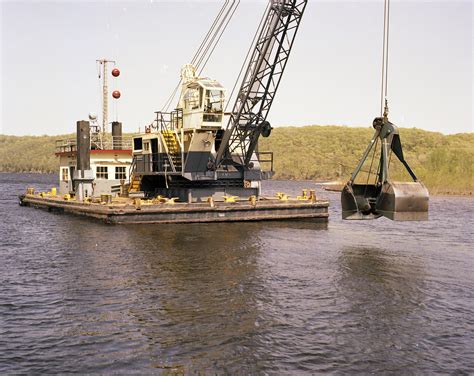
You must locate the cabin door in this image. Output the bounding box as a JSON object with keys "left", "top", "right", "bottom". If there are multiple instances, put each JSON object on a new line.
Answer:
{"left": 69, "top": 166, "right": 76, "bottom": 192}
{"left": 151, "top": 138, "right": 159, "bottom": 172}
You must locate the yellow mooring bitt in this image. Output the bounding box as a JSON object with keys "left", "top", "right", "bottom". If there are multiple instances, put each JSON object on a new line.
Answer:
{"left": 223, "top": 195, "right": 239, "bottom": 203}
{"left": 276, "top": 192, "right": 290, "bottom": 201}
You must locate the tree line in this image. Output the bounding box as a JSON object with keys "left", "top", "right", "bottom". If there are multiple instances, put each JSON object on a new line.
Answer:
{"left": 1, "top": 126, "right": 472, "bottom": 195}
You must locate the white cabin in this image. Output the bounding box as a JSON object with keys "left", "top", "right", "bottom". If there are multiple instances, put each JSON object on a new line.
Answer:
{"left": 55, "top": 138, "right": 132, "bottom": 197}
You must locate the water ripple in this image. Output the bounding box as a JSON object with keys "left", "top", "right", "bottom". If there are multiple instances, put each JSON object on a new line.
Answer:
{"left": 0, "top": 173, "right": 472, "bottom": 374}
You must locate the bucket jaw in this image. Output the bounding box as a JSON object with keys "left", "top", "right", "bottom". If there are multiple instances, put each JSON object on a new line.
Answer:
{"left": 341, "top": 183, "right": 383, "bottom": 220}
{"left": 376, "top": 181, "right": 429, "bottom": 221}
{"left": 341, "top": 115, "right": 429, "bottom": 221}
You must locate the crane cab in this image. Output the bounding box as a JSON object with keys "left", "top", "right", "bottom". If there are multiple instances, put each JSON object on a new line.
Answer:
{"left": 179, "top": 79, "right": 225, "bottom": 130}
{"left": 129, "top": 65, "right": 227, "bottom": 187}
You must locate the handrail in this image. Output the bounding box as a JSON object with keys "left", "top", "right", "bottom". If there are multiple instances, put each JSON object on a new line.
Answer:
{"left": 55, "top": 136, "right": 133, "bottom": 153}
{"left": 128, "top": 157, "right": 137, "bottom": 186}
{"left": 158, "top": 132, "right": 177, "bottom": 173}
{"left": 154, "top": 109, "right": 184, "bottom": 174}
{"left": 254, "top": 151, "right": 274, "bottom": 172}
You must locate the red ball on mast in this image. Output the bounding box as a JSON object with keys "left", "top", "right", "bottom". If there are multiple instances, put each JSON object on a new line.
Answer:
{"left": 111, "top": 68, "right": 120, "bottom": 77}
{"left": 112, "top": 90, "right": 121, "bottom": 99}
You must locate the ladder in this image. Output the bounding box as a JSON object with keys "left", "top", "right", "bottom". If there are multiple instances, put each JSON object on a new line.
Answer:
{"left": 162, "top": 130, "right": 182, "bottom": 172}
{"left": 128, "top": 174, "right": 142, "bottom": 193}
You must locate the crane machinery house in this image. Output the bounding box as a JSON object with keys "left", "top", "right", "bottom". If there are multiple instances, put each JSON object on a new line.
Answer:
{"left": 130, "top": 64, "right": 272, "bottom": 203}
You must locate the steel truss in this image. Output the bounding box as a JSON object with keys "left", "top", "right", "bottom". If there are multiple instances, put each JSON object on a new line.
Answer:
{"left": 215, "top": 0, "right": 308, "bottom": 168}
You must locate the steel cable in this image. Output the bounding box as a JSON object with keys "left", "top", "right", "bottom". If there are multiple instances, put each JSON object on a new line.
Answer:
{"left": 225, "top": 2, "right": 270, "bottom": 111}
{"left": 196, "top": 0, "right": 238, "bottom": 70}
{"left": 198, "top": 0, "right": 240, "bottom": 76}
{"left": 191, "top": 0, "right": 229, "bottom": 66}
{"left": 380, "top": 0, "right": 390, "bottom": 115}
{"left": 161, "top": 1, "right": 237, "bottom": 112}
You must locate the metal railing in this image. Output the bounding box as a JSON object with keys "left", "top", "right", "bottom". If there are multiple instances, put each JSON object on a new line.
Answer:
{"left": 55, "top": 139, "right": 77, "bottom": 153}
{"left": 132, "top": 153, "right": 182, "bottom": 175}
{"left": 152, "top": 109, "right": 184, "bottom": 174}
{"left": 153, "top": 109, "right": 183, "bottom": 132}
{"left": 55, "top": 135, "right": 132, "bottom": 153}
{"left": 255, "top": 151, "right": 274, "bottom": 173}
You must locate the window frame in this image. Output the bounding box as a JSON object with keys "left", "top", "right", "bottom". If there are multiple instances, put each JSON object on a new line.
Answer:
{"left": 115, "top": 166, "right": 127, "bottom": 180}
{"left": 61, "top": 167, "right": 69, "bottom": 181}
{"left": 96, "top": 166, "right": 109, "bottom": 180}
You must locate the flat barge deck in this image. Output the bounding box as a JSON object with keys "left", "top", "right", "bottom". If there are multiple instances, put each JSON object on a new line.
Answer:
{"left": 19, "top": 194, "right": 329, "bottom": 225}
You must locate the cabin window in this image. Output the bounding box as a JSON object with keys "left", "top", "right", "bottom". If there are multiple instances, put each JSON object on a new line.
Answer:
{"left": 96, "top": 166, "right": 108, "bottom": 179}
{"left": 203, "top": 89, "right": 223, "bottom": 122}
{"left": 115, "top": 166, "right": 127, "bottom": 180}
{"left": 184, "top": 87, "right": 201, "bottom": 110}
{"left": 133, "top": 137, "right": 143, "bottom": 151}
{"left": 61, "top": 167, "right": 69, "bottom": 181}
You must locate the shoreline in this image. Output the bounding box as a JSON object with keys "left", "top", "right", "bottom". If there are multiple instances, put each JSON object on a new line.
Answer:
{"left": 2, "top": 172, "right": 471, "bottom": 197}
{"left": 318, "top": 181, "right": 472, "bottom": 197}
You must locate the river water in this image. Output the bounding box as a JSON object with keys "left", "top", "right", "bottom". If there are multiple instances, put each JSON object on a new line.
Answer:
{"left": 0, "top": 173, "right": 472, "bottom": 374}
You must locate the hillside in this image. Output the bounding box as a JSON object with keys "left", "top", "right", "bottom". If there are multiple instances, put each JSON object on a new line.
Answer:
{"left": 259, "top": 126, "right": 473, "bottom": 195}
{"left": 1, "top": 126, "right": 472, "bottom": 195}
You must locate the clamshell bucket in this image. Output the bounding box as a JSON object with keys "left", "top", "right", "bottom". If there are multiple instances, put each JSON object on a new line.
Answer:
{"left": 341, "top": 183, "right": 382, "bottom": 220}
{"left": 376, "top": 181, "right": 429, "bottom": 221}
{"left": 342, "top": 181, "right": 429, "bottom": 221}
{"left": 341, "top": 115, "right": 429, "bottom": 221}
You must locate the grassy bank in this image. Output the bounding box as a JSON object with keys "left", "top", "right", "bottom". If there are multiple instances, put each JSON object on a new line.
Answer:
{"left": 1, "top": 126, "right": 472, "bottom": 195}
{"left": 259, "top": 126, "right": 473, "bottom": 195}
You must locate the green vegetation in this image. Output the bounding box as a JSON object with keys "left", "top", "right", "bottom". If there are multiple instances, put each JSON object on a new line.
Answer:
{"left": 1, "top": 126, "right": 472, "bottom": 195}
{"left": 0, "top": 135, "right": 68, "bottom": 173}
{"left": 259, "top": 125, "right": 473, "bottom": 195}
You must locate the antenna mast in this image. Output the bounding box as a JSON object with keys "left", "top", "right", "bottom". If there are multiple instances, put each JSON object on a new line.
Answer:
{"left": 96, "top": 58, "right": 116, "bottom": 135}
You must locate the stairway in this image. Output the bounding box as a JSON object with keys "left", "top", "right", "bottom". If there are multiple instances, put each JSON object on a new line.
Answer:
{"left": 128, "top": 174, "right": 142, "bottom": 193}
{"left": 162, "top": 130, "right": 182, "bottom": 171}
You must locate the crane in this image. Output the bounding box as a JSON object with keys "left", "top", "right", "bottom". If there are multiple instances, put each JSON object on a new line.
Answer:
{"left": 130, "top": 0, "right": 307, "bottom": 202}
{"left": 129, "top": 0, "right": 428, "bottom": 221}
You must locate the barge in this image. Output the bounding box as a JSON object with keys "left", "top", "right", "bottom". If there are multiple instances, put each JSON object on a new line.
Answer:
{"left": 19, "top": 192, "right": 329, "bottom": 225}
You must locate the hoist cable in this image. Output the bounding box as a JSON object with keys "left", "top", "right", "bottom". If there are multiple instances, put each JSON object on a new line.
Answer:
{"left": 162, "top": 81, "right": 181, "bottom": 112}
{"left": 198, "top": 0, "right": 240, "bottom": 76}
{"left": 161, "top": 1, "right": 236, "bottom": 113}
{"left": 225, "top": 1, "right": 270, "bottom": 111}
{"left": 199, "top": 0, "right": 240, "bottom": 75}
{"left": 364, "top": 138, "right": 379, "bottom": 198}
{"left": 191, "top": 0, "right": 229, "bottom": 66}
{"left": 195, "top": 1, "right": 235, "bottom": 70}
{"left": 380, "top": 0, "right": 390, "bottom": 116}
{"left": 196, "top": 0, "right": 237, "bottom": 70}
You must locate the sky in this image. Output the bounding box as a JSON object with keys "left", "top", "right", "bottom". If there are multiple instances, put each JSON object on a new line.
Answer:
{"left": 0, "top": 0, "right": 472, "bottom": 136}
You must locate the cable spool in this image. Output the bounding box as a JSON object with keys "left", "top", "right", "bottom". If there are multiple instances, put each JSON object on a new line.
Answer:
{"left": 261, "top": 121, "right": 272, "bottom": 137}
